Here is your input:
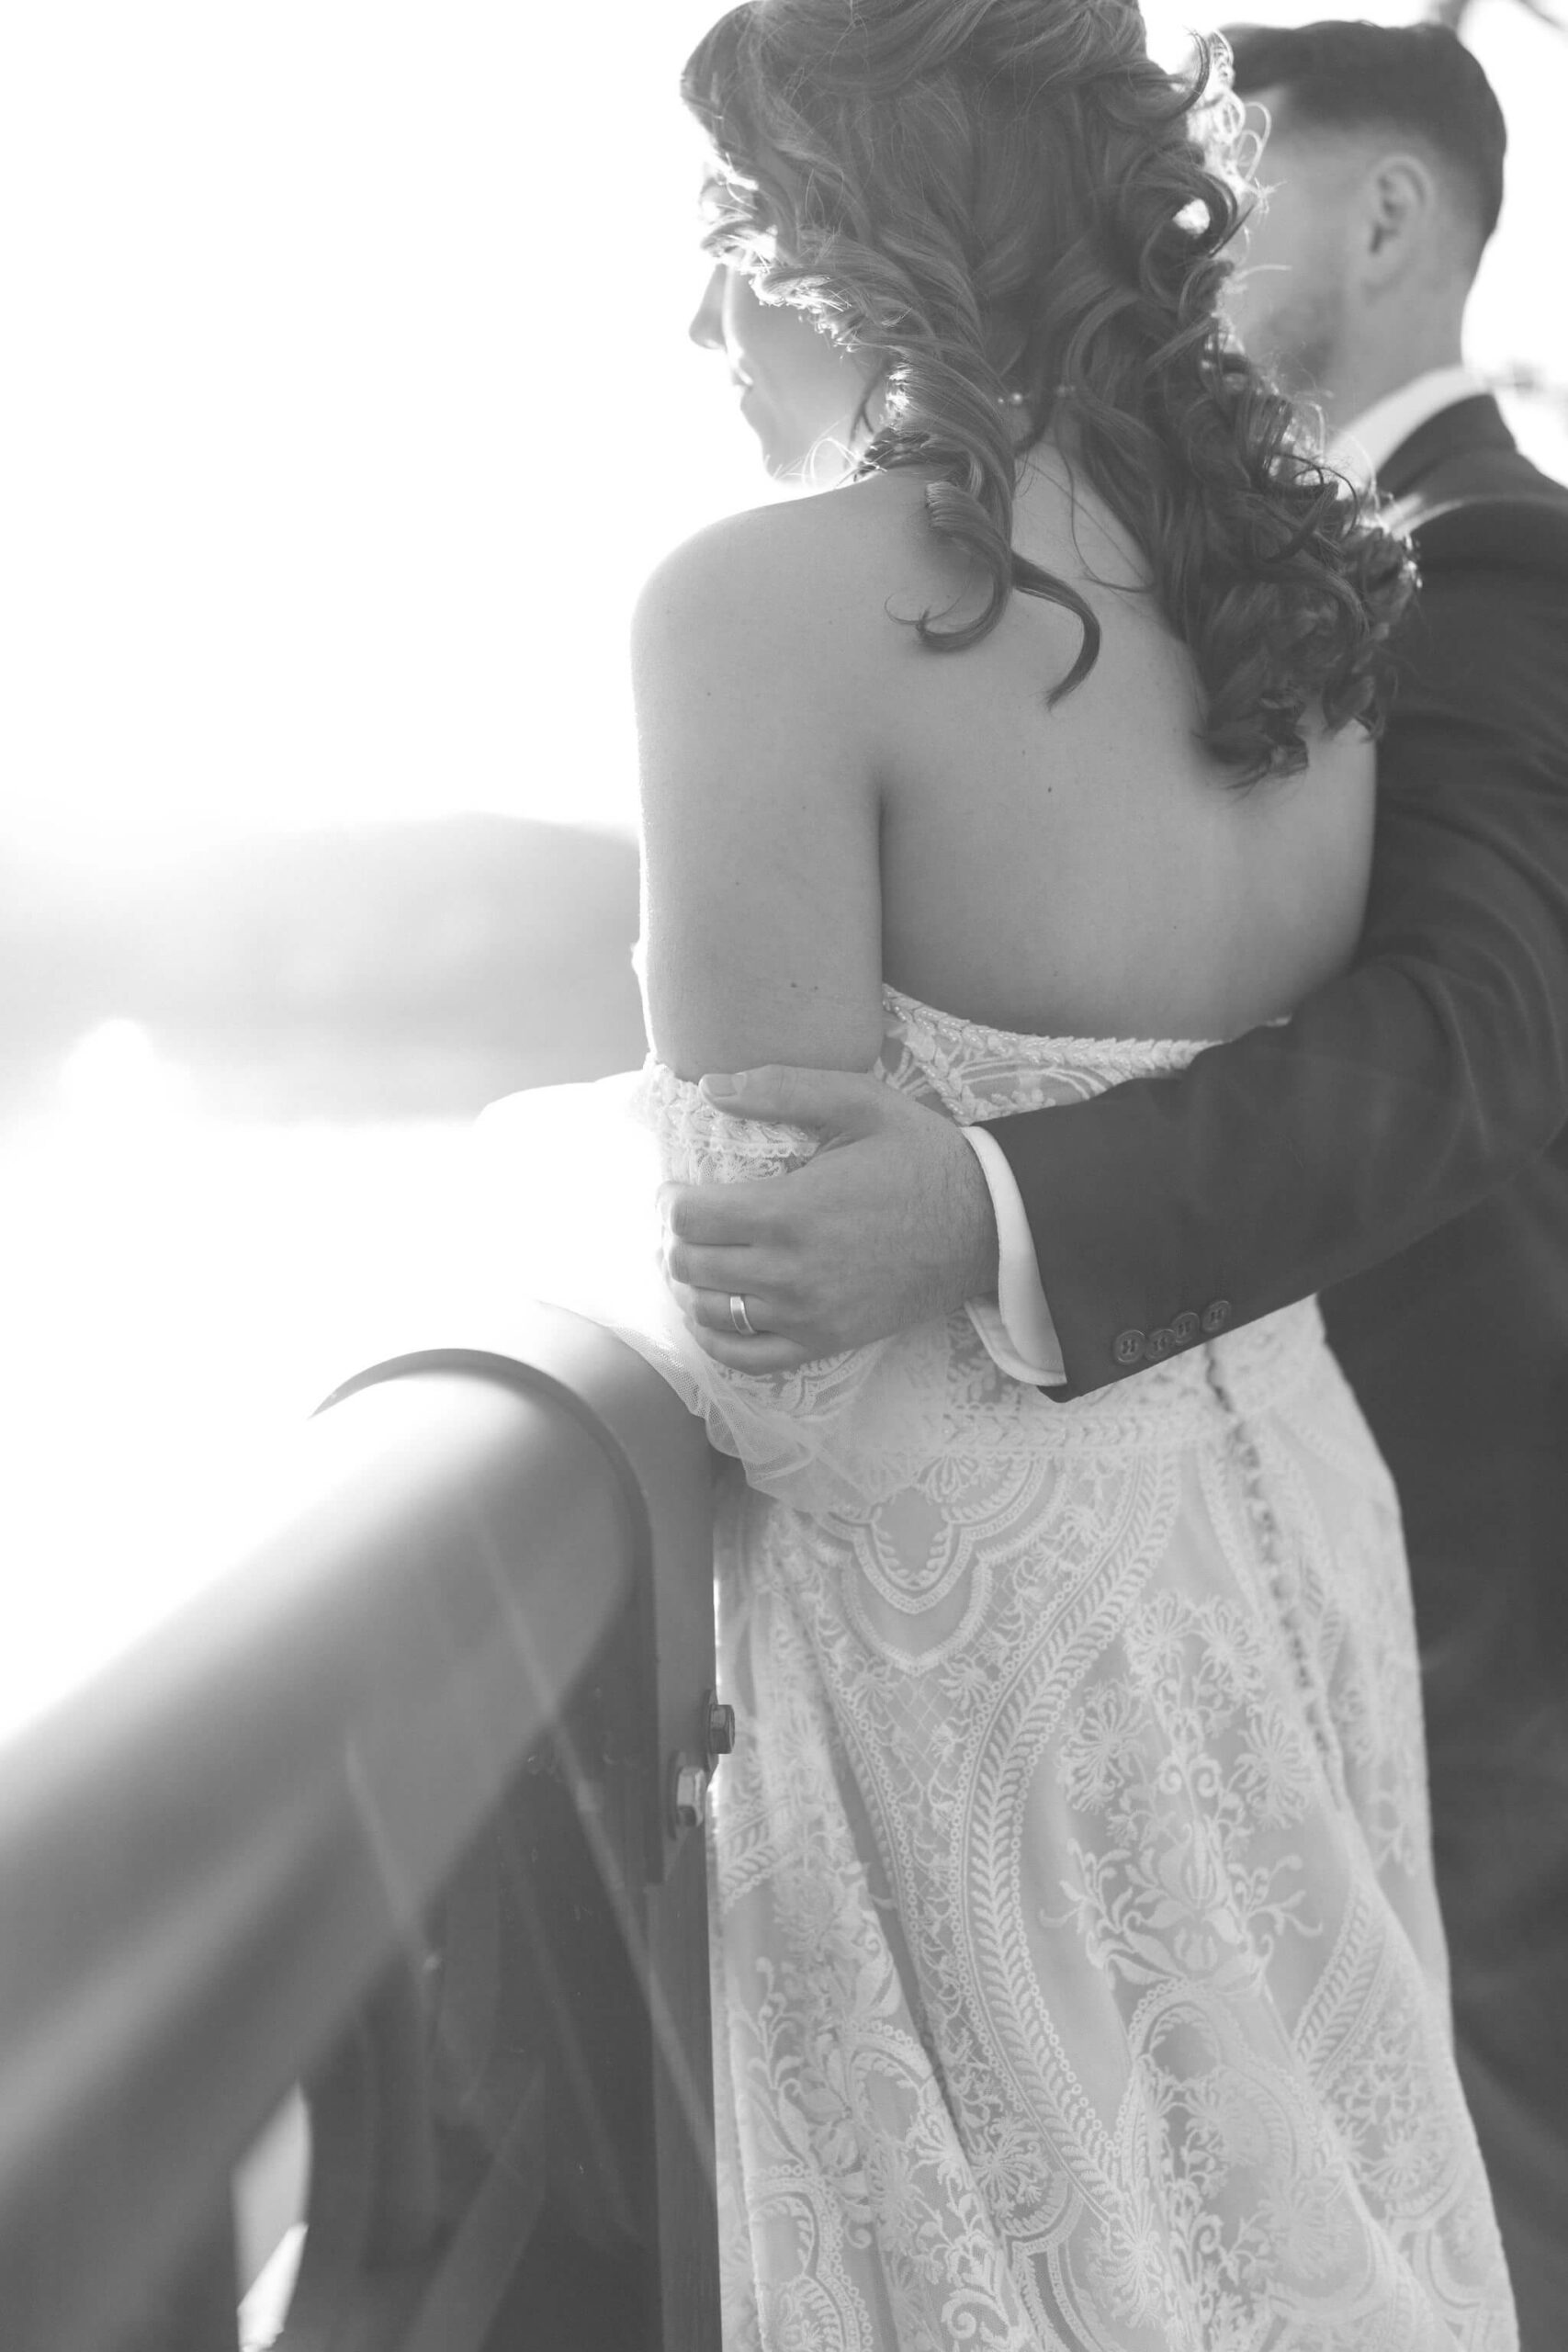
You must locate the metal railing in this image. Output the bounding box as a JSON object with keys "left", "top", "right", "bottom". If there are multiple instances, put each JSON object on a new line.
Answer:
{"left": 0, "top": 1306, "right": 721, "bottom": 2352}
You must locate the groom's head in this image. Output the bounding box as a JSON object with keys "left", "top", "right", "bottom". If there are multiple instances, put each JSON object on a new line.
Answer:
{"left": 1221, "top": 20, "right": 1506, "bottom": 423}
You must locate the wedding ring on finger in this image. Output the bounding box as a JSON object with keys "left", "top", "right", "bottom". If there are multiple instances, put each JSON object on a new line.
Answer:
{"left": 729, "top": 1292, "right": 758, "bottom": 1338}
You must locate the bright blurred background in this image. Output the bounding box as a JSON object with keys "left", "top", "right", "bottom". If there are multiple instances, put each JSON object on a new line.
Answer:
{"left": 1, "top": 0, "right": 1564, "bottom": 1697}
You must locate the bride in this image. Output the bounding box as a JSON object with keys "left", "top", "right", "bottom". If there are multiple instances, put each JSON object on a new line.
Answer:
{"left": 528, "top": 0, "right": 1516, "bottom": 2342}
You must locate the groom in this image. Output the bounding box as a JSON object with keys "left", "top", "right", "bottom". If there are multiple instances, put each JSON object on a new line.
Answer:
{"left": 660, "top": 24, "right": 1568, "bottom": 2337}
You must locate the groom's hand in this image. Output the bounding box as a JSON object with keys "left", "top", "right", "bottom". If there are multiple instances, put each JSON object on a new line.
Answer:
{"left": 660, "top": 1067, "right": 999, "bottom": 1372}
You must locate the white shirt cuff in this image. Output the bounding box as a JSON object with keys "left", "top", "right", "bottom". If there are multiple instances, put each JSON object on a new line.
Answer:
{"left": 960, "top": 1125, "right": 1066, "bottom": 1387}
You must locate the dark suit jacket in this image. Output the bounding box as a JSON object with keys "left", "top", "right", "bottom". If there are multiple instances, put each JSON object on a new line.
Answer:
{"left": 990, "top": 393, "right": 1568, "bottom": 2332}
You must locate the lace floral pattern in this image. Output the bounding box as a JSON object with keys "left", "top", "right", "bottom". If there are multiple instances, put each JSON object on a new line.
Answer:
{"left": 585, "top": 989, "right": 1512, "bottom": 2347}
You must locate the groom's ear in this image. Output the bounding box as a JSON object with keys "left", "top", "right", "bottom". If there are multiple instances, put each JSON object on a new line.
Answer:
{"left": 1357, "top": 151, "right": 1438, "bottom": 280}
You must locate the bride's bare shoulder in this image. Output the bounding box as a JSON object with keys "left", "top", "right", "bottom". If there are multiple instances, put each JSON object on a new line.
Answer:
{"left": 632, "top": 470, "right": 964, "bottom": 678}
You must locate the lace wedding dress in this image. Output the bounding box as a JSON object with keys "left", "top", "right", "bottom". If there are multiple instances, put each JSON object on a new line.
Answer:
{"left": 492, "top": 983, "right": 1515, "bottom": 2350}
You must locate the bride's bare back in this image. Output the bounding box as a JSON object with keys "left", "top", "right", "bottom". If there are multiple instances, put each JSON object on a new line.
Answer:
{"left": 875, "top": 459, "right": 1374, "bottom": 1039}
{"left": 634, "top": 455, "right": 1374, "bottom": 1079}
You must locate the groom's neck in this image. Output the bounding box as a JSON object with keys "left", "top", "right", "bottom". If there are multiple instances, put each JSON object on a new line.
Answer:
{"left": 1325, "top": 311, "right": 1468, "bottom": 441}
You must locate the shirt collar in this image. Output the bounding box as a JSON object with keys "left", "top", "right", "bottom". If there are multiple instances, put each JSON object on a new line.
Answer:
{"left": 1327, "top": 364, "right": 1489, "bottom": 490}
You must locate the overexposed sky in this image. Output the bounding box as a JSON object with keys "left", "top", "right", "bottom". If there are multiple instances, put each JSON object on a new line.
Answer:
{"left": 2, "top": 0, "right": 1563, "bottom": 849}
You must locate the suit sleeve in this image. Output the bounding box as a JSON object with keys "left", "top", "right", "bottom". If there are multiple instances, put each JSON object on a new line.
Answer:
{"left": 990, "top": 504, "right": 1568, "bottom": 1398}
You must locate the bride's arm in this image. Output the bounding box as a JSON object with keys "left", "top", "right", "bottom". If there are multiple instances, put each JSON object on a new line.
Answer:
{"left": 613, "top": 509, "right": 953, "bottom": 1506}
{"left": 632, "top": 504, "right": 885, "bottom": 1083}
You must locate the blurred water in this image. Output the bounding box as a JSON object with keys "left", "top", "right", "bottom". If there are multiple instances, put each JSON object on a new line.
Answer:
{"left": 0, "top": 1023, "right": 500, "bottom": 1737}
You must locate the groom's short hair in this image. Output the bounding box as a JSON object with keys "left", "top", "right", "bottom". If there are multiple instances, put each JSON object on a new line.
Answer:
{"left": 1223, "top": 20, "right": 1507, "bottom": 249}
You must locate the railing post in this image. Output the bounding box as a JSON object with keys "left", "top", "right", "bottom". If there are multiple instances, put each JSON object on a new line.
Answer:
{"left": 119, "top": 2206, "right": 241, "bottom": 2352}
{"left": 316, "top": 1312, "right": 724, "bottom": 2350}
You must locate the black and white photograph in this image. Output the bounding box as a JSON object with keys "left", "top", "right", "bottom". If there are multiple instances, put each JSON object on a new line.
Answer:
{"left": 2, "top": 2, "right": 1566, "bottom": 2346}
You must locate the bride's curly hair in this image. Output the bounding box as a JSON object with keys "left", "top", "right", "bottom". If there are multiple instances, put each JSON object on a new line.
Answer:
{"left": 682, "top": 0, "right": 1413, "bottom": 783}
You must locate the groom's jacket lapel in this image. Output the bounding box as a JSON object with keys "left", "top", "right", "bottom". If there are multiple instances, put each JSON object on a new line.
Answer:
{"left": 1378, "top": 390, "right": 1531, "bottom": 507}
